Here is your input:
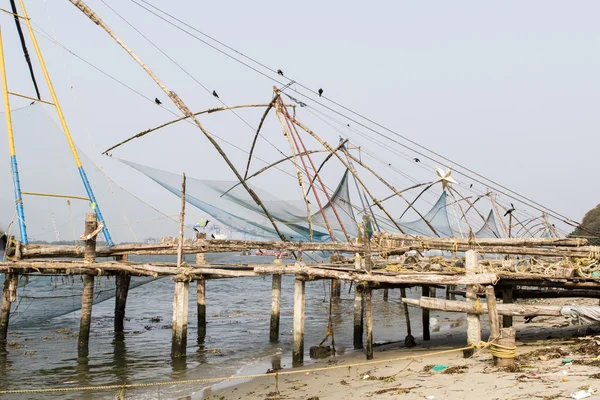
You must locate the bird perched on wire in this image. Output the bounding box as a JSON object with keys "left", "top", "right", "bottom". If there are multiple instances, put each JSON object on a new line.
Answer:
{"left": 504, "top": 206, "right": 516, "bottom": 217}
{"left": 154, "top": 97, "right": 162, "bottom": 105}
{"left": 211, "top": 233, "right": 216, "bottom": 239}
{"left": 318, "top": 88, "right": 323, "bottom": 97}
{"left": 212, "top": 90, "right": 219, "bottom": 98}
{"left": 470, "top": 183, "right": 473, "bottom": 188}
{"left": 413, "top": 158, "right": 420, "bottom": 163}
{"left": 277, "top": 69, "right": 284, "bottom": 76}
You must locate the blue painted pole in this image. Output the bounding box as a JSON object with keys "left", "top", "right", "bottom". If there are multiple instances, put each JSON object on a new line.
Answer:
{"left": 78, "top": 166, "right": 113, "bottom": 246}
{"left": 11, "top": 156, "right": 27, "bottom": 244}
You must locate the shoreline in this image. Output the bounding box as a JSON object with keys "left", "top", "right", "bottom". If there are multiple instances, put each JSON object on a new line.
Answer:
{"left": 208, "top": 300, "right": 600, "bottom": 399}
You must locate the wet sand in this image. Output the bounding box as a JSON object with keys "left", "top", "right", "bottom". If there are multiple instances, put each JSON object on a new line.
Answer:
{"left": 209, "top": 298, "right": 600, "bottom": 400}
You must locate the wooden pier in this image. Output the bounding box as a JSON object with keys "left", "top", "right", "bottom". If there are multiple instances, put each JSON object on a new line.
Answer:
{"left": 1, "top": 213, "right": 600, "bottom": 367}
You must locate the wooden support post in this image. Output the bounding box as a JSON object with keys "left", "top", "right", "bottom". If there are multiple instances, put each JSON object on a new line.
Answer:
{"left": 495, "top": 327, "right": 516, "bottom": 367}
{"left": 365, "top": 286, "right": 373, "bottom": 360}
{"left": 79, "top": 212, "right": 97, "bottom": 358}
{"left": 486, "top": 285, "right": 501, "bottom": 364}
{"left": 502, "top": 287, "right": 513, "bottom": 328}
{"left": 171, "top": 279, "right": 189, "bottom": 357}
{"left": 269, "top": 274, "right": 282, "bottom": 342}
{"left": 172, "top": 173, "right": 188, "bottom": 358}
{"left": 486, "top": 286, "right": 500, "bottom": 340}
{"left": 383, "top": 288, "right": 389, "bottom": 301}
{"left": 0, "top": 273, "right": 17, "bottom": 347}
{"left": 353, "top": 284, "right": 363, "bottom": 349}
{"left": 464, "top": 250, "right": 481, "bottom": 358}
{"left": 114, "top": 255, "right": 130, "bottom": 334}
{"left": 400, "top": 287, "right": 416, "bottom": 347}
{"left": 195, "top": 232, "right": 206, "bottom": 342}
{"left": 292, "top": 275, "right": 305, "bottom": 367}
{"left": 422, "top": 285, "right": 430, "bottom": 341}
{"left": 197, "top": 279, "right": 206, "bottom": 342}
{"left": 331, "top": 279, "right": 341, "bottom": 298}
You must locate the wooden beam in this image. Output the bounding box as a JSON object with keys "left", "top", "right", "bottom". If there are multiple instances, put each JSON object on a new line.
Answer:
{"left": 402, "top": 297, "right": 565, "bottom": 316}
{"left": 254, "top": 264, "right": 498, "bottom": 286}
{"left": 353, "top": 284, "right": 363, "bottom": 349}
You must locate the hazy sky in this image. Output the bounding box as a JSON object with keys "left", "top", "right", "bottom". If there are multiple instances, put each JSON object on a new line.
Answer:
{"left": 0, "top": 1, "right": 598, "bottom": 241}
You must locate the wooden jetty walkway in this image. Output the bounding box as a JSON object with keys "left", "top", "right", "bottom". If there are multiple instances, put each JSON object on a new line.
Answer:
{"left": 1, "top": 212, "right": 600, "bottom": 368}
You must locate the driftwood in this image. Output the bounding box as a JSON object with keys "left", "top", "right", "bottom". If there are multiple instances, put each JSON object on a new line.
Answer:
{"left": 402, "top": 296, "right": 564, "bottom": 316}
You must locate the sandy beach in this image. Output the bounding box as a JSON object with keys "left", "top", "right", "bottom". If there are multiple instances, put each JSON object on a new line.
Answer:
{"left": 208, "top": 298, "right": 600, "bottom": 400}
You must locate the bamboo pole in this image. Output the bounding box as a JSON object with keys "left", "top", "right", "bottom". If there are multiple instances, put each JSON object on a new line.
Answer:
{"left": 67, "top": 0, "right": 288, "bottom": 243}
{"left": 104, "top": 103, "right": 286, "bottom": 155}
{"left": 244, "top": 100, "right": 275, "bottom": 179}
{"left": 274, "top": 98, "right": 313, "bottom": 239}
{"left": 291, "top": 117, "right": 407, "bottom": 234}
{"left": 292, "top": 275, "right": 305, "bottom": 367}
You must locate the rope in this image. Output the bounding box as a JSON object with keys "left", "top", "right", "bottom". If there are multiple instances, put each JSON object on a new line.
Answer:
{"left": 0, "top": 344, "right": 477, "bottom": 395}
{"left": 489, "top": 342, "right": 517, "bottom": 360}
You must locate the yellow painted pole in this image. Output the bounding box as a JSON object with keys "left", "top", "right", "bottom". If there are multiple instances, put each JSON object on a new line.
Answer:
{"left": 17, "top": 0, "right": 114, "bottom": 245}
{"left": 0, "top": 27, "right": 28, "bottom": 243}
{"left": 17, "top": 0, "right": 80, "bottom": 167}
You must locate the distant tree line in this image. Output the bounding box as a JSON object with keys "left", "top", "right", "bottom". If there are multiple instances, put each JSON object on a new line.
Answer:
{"left": 569, "top": 203, "right": 600, "bottom": 245}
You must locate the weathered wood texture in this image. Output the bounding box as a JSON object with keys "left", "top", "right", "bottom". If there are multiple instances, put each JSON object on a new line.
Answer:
{"left": 0, "top": 273, "right": 17, "bottom": 345}
{"left": 502, "top": 287, "right": 513, "bottom": 328}
{"left": 422, "top": 286, "right": 431, "bottom": 341}
{"left": 465, "top": 250, "right": 481, "bottom": 356}
{"left": 353, "top": 284, "right": 363, "bottom": 349}
{"left": 114, "top": 255, "right": 130, "bottom": 334}
{"left": 83, "top": 213, "right": 97, "bottom": 263}
{"left": 78, "top": 274, "right": 94, "bottom": 357}
{"left": 79, "top": 213, "right": 97, "bottom": 357}
{"left": 292, "top": 276, "right": 305, "bottom": 367}
{"left": 171, "top": 280, "right": 189, "bottom": 357}
{"left": 365, "top": 287, "right": 373, "bottom": 360}
{"left": 486, "top": 286, "right": 501, "bottom": 341}
{"left": 18, "top": 239, "right": 362, "bottom": 258}
{"left": 255, "top": 264, "right": 498, "bottom": 285}
{"left": 402, "top": 297, "right": 565, "bottom": 316}
{"left": 496, "top": 327, "right": 516, "bottom": 367}
{"left": 197, "top": 279, "right": 206, "bottom": 342}
{"left": 269, "top": 274, "right": 282, "bottom": 342}
{"left": 373, "top": 232, "right": 587, "bottom": 247}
